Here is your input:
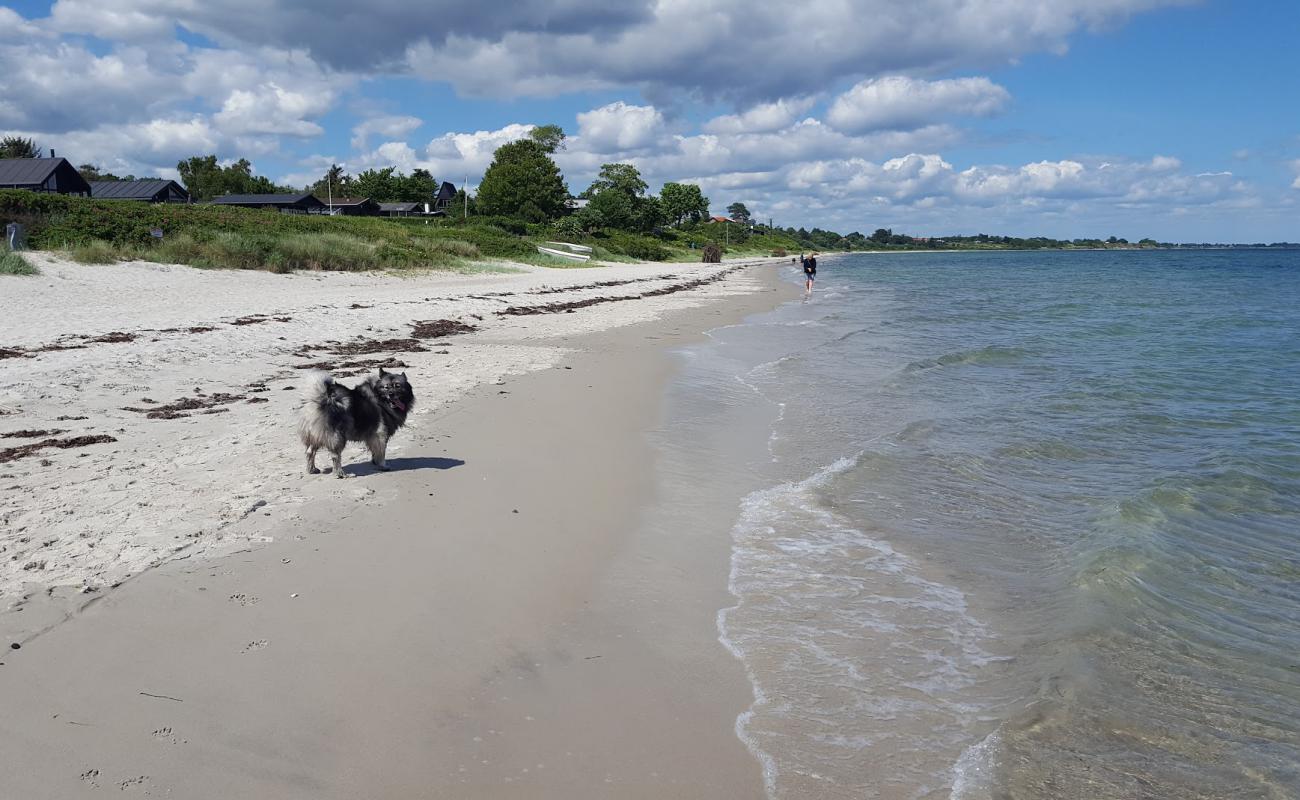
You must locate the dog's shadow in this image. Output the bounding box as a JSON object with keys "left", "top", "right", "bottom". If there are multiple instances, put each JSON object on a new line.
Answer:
{"left": 343, "top": 456, "right": 466, "bottom": 476}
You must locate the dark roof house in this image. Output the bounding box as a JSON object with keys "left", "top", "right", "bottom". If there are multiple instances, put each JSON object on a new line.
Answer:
{"left": 210, "top": 192, "right": 327, "bottom": 214}
{"left": 379, "top": 202, "right": 422, "bottom": 217}
{"left": 434, "top": 181, "right": 457, "bottom": 209}
{"left": 0, "top": 157, "right": 92, "bottom": 195}
{"left": 89, "top": 179, "right": 190, "bottom": 203}
{"left": 323, "top": 197, "right": 379, "bottom": 216}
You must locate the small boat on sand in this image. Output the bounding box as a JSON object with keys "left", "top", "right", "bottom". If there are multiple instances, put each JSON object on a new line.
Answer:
{"left": 537, "top": 241, "right": 592, "bottom": 261}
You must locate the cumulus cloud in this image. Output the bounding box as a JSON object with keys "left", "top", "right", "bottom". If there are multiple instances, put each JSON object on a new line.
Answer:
{"left": 827, "top": 76, "right": 1010, "bottom": 133}
{"left": 213, "top": 82, "right": 333, "bottom": 137}
{"left": 37, "top": 0, "right": 1188, "bottom": 103}
{"left": 704, "top": 97, "right": 818, "bottom": 135}
{"left": 351, "top": 116, "right": 423, "bottom": 150}
{"left": 575, "top": 102, "right": 667, "bottom": 153}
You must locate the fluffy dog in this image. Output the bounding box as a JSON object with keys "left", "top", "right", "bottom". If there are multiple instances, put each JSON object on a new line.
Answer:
{"left": 298, "top": 368, "right": 414, "bottom": 477}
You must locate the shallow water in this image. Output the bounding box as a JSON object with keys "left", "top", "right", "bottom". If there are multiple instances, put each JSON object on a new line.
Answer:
{"left": 673, "top": 250, "right": 1299, "bottom": 798}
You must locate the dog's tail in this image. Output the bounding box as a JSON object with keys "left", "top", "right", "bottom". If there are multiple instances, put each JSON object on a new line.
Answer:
{"left": 300, "top": 370, "right": 336, "bottom": 408}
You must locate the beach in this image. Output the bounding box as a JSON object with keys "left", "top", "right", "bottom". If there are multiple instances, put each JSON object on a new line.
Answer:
{"left": 0, "top": 254, "right": 792, "bottom": 797}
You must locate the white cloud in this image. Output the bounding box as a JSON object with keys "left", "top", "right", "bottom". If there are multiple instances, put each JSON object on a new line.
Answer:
{"left": 351, "top": 116, "right": 423, "bottom": 150}
{"left": 575, "top": 102, "right": 666, "bottom": 153}
{"left": 212, "top": 82, "right": 333, "bottom": 137}
{"left": 704, "top": 97, "right": 817, "bottom": 135}
{"left": 827, "top": 76, "right": 1010, "bottom": 133}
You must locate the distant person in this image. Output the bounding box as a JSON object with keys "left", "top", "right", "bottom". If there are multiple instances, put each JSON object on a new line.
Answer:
{"left": 801, "top": 251, "right": 818, "bottom": 293}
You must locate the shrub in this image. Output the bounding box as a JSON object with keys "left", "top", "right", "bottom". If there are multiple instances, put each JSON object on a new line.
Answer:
{"left": 0, "top": 251, "right": 37, "bottom": 275}
{"left": 70, "top": 240, "right": 123, "bottom": 264}
{"left": 702, "top": 242, "right": 722, "bottom": 263}
{"left": 772, "top": 247, "right": 787, "bottom": 257}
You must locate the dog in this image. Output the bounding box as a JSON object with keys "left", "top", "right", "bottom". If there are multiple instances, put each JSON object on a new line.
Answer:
{"left": 298, "top": 368, "right": 414, "bottom": 477}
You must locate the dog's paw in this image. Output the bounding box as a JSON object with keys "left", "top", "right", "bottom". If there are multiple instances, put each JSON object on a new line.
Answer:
{"left": 334, "top": 471, "right": 349, "bottom": 479}
{"left": 307, "top": 467, "right": 321, "bottom": 475}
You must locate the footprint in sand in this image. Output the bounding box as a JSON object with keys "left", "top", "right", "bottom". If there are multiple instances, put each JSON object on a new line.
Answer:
{"left": 152, "top": 726, "right": 186, "bottom": 745}
{"left": 117, "top": 775, "right": 149, "bottom": 791}
{"left": 228, "top": 593, "right": 259, "bottom": 606}
{"left": 79, "top": 768, "right": 100, "bottom": 788}
{"left": 241, "top": 639, "right": 268, "bottom": 653}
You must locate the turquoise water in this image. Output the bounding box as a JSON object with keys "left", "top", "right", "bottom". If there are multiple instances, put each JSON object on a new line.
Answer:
{"left": 698, "top": 250, "right": 1299, "bottom": 798}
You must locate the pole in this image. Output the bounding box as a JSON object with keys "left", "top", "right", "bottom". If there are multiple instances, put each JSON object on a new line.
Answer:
{"left": 464, "top": 175, "right": 468, "bottom": 218}
{"left": 327, "top": 171, "right": 333, "bottom": 215}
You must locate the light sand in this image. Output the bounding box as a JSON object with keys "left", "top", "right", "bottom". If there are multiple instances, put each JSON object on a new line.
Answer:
{"left": 0, "top": 254, "right": 795, "bottom": 797}
{"left": 1, "top": 254, "right": 778, "bottom": 638}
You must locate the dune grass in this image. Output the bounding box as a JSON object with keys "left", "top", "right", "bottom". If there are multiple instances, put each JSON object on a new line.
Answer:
{"left": 0, "top": 251, "right": 38, "bottom": 275}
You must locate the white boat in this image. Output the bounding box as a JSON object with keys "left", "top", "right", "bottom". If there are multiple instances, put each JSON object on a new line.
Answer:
{"left": 537, "top": 244, "right": 591, "bottom": 261}
{"left": 544, "top": 241, "right": 593, "bottom": 254}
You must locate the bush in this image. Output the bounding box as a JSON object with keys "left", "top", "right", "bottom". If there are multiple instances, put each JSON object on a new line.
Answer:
{"left": 772, "top": 247, "right": 787, "bottom": 257}
{"left": 0, "top": 190, "right": 527, "bottom": 271}
{"left": 70, "top": 240, "right": 123, "bottom": 264}
{"left": 0, "top": 251, "right": 37, "bottom": 275}
{"left": 598, "top": 230, "right": 670, "bottom": 261}
{"left": 702, "top": 242, "right": 723, "bottom": 263}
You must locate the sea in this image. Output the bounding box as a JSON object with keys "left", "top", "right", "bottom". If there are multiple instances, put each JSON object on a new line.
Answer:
{"left": 664, "top": 249, "right": 1300, "bottom": 799}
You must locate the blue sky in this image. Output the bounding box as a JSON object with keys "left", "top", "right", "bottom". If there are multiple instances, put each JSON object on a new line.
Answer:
{"left": 2, "top": 0, "right": 1297, "bottom": 241}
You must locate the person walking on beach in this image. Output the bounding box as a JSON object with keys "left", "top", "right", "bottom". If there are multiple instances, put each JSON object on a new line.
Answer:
{"left": 801, "top": 251, "right": 818, "bottom": 294}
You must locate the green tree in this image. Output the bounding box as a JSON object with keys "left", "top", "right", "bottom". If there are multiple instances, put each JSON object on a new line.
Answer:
{"left": 78, "top": 164, "right": 132, "bottom": 181}
{"left": 0, "top": 136, "right": 41, "bottom": 159}
{"left": 582, "top": 163, "right": 664, "bottom": 232}
{"left": 587, "top": 163, "right": 648, "bottom": 198}
{"left": 177, "top": 155, "right": 224, "bottom": 200}
{"left": 476, "top": 139, "right": 568, "bottom": 221}
{"left": 660, "top": 182, "right": 710, "bottom": 225}
{"left": 726, "top": 201, "right": 752, "bottom": 224}
{"left": 528, "top": 124, "right": 567, "bottom": 154}
{"left": 870, "top": 227, "right": 892, "bottom": 244}
{"left": 354, "top": 167, "right": 400, "bottom": 202}
{"left": 177, "top": 155, "right": 292, "bottom": 200}
{"left": 396, "top": 168, "right": 439, "bottom": 203}
{"left": 310, "top": 163, "right": 354, "bottom": 199}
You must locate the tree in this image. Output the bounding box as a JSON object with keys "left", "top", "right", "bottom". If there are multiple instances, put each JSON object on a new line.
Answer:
{"left": 727, "top": 202, "right": 752, "bottom": 224}
{"left": 582, "top": 163, "right": 664, "bottom": 232}
{"left": 528, "top": 124, "right": 566, "bottom": 154}
{"left": 177, "top": 155, "right": 293, "bottom": 200}
{"left": 871, "top": 227, "right": 892, "bottom": 244}
{"left": 78, "top": 164, "right": 132, "bottom": 182}
{"left": 0, "top": 136, "right": 41, "bottom": 159}
{"left": 397, "top": 168, "right": 439, "bottom": 203}
{"left": 660, "top": 182, "right": 709, "bottom": 225}
{"left": 354, "top": 167, "right": 400, "bottom": 202}
{"left": 476, "top": 139, "right": 568, "bottom": 221}
{"left": 587, "top": 163, "right": 648, "bottom": 198}
{"left": 310, "top": 164, "right": 354, "bottom": 199}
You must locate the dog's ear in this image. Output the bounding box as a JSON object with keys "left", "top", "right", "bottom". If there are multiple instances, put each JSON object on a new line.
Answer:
{"left": 400, "top": 372, "right": 407, "bottom": 379}
{"left": 378, "top": 367, "right": 386, "bottom": 377}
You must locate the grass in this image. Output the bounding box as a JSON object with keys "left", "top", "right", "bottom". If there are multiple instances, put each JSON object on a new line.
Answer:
{"left": 0, "top": 251, "right": 38, "bottom": 275}
{"left": 1, "top": 189, "right": 821, "bottom": 274}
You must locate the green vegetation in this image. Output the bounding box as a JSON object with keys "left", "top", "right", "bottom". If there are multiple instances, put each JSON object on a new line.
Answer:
{"left": 0, "top": 190, "right": 520, "bottom": 272}
{"left": 1, "top": 136, "right": 41, "bottom": 159}
{"left": 0, "top": 251, "right": 38, "bottom": 275}
{"left": 176, "top": 155, "right": 296, "bottom": 201}
{"left": 476, "top": 139, "right": 568, "bottom": 221}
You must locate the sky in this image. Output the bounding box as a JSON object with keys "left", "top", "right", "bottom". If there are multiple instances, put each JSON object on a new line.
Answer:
{"left": 1, "top": 0, "right": 1297, "bottom": 242}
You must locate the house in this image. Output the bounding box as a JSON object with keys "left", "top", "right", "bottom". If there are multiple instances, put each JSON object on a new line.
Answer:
{"left": 707, "top": 216, "right": 737, "bottom": 224}
{"left": 89, "top": 179, "right": 190, "bottom": 204}
{"left": 434, "top": 181, "right": 457, "bottom": 212}
{"left": 379, "top": 202, "right": 422, "bottom": 217}
{"left": 0, "top": 157, "right": 92, "bottom": 196}
{"left": 210, "top": 192, "right": 327, "bottom": 214}
{"left": 322, "top": 197, "right": 379, "bottom": 216}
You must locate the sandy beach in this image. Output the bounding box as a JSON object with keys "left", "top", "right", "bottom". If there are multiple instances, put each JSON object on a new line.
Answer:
{"left": 0, "top": 254, "right": 792, "bottom": 797}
